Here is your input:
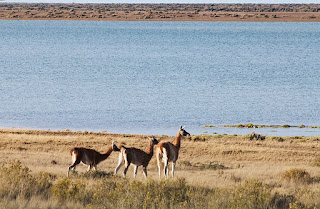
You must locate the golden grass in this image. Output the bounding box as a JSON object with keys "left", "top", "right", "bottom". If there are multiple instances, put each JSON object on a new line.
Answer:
{"left": 0, "top": 128, "right": 320, "bottom": 208}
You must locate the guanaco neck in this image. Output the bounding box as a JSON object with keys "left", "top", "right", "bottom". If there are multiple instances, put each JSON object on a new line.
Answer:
{"left": 147, "top": 140, "right": 154, "bottom": 156}
{"left": 173, "top": 132, "right": 182, "bottom": 149}
{"left": 98, "top": 146, "right": 113, "bottom": 162}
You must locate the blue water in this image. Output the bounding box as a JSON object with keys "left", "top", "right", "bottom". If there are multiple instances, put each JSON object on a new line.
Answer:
{"left": 0, "top": 20, "right": 319, "bottom": 136}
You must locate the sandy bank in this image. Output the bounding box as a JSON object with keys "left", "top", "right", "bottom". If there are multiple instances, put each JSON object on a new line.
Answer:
{"left": 0, "top": 3, "right": 319, "bottom": 22}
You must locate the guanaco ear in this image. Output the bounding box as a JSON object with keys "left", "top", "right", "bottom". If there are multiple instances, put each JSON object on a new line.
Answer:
{"left": 112, "top": 141, "right": 120, "bottom": 151}
{"left": 154, "top": 138, "right": 159, "bottom": 145}
{"left": 149, "top": 136, "right": 159, "bottom": 144}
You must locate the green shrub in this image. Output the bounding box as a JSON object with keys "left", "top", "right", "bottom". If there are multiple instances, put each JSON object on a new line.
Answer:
{"left": 187, "top": 186, "right": 215, "bottom": 208}
{"left": 143, "top": 178, "right": 189, "bottom": 208}
{"left": 245, "top": 123, "right": 254, "bottom": 128}
{"left": 210, "top": 180, "right": 277, "bottom": 209}
{"left": 230, "top": 179, "right": 272, "bottom": 209}
{"left": 89, "top": 178, "right": 190, "bottom": 209}
{"left": 89, "top": 178, "right": 124, "bottom": 208}
{"left": 246, "top": 132, "right": 265, "bottom": 141}
{"left": 33, "top": 171, "right": 55, "bottom": 199}
{"left": 282, "top": 168, "right": 312, "bottom": 184}
{"left": 51, "top": 178, "right": 93, "bottom": 205}
{"left": 281, "top": 124, "right": 291, "bottom": 128}
{"left": 0, "top": 161, "right": 52, "bottom": 200}
{"left": 0, "top": 161, "right": 33, "bottom": 199}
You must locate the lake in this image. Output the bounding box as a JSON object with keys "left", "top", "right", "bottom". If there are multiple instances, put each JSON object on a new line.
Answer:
{"left": 0, "top": 20, "right": 319, "bottom": 136}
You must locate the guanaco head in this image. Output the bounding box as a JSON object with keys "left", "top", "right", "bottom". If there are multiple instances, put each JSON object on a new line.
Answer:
{"left": 112, "top": 141, "right": 120, "bottom": 152}
{"left": 149, "top": 136, "right": 159, "bottom": 146}
{"left": 179, "top": 126, "right": 191, "bottom": 137}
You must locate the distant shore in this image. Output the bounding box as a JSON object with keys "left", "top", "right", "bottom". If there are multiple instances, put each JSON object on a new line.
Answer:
{"left": 0, "top": 3, "right": 319, "bottom": 21}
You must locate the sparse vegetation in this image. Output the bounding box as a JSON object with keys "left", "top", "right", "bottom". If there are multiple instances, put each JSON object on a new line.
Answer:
{"left": 0, "top": 128, "right": 320, "bottom": 208}
{"left": 0, "top": 161, "right": 54, "bottom": 201}
{"left": 245, "top": 123, "right": 255, "bottom": 128}
{"left": 0, "top": 3, "right": 320, "bottom": 21}
{"left": 212, "top": 124, "right": 320, "bottom": 129}
{"left": 181, "top": 161, "right": 228, "bottom": 170}
{"left": 0, "top": 161, "right": 311, "bottom": 209}
{"left": 313, "top": 156, "right": 320, "bottom": 167}
{"left": 282, "top": 168, "right": 312, "bottom": 184}
{"left": 281, "top": 124, "right": 291, "bottom": 128}
{"left": 272, "top": 136, "right": 285, "bottom": 142}
{"left": 246, "top": 132, "right": 266, "bottom": 141}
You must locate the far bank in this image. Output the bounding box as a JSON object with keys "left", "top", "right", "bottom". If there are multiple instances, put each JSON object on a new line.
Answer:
{"left": 0, "top": 3, "right": 320, "bottom": 21}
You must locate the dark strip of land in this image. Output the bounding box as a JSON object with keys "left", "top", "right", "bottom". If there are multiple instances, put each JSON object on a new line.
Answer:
{"left": 0, "top": 3, "right": 319, "bottom": 21}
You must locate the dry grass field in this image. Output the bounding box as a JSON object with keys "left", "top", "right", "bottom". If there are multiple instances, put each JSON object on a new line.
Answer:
{"left": 0, "top": 128, "right": 320, "bottom": 208}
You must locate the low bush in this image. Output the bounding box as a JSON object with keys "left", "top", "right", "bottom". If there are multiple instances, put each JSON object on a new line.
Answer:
{"left": 0, "top": 161, "right": 53, "bottom": 200}
{"left": 51, "top": 178, "right": 93, "bottom": 205}
{"left": 246, "top": 132, "right": 266, "bottom": 141}
{"left": 281, "top": 125, "right": 291, "bottom": 128}
{"left": 271, "top": 193, "right": 297, "bottom": 209}
{"left": 245, "top": 123, "right": 254, "bottom": 128}
{"left": 90, "top": 178, "right": 190, "bottom": 209}
{"left": 282, "top": 168, "right": 312, "bottom": 184}
{"left": 230, "top": 179, "right": 272, "bottom": 208}
{"left": 210, "top": 179, "right": 294, "bottom": 209}
{"left": 272, "top": 137, "right": 285, "bottom": 142}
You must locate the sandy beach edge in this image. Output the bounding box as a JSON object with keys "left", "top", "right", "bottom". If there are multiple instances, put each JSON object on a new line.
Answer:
{"left": 0, "top": 3, "right": 319, "bottom": 22}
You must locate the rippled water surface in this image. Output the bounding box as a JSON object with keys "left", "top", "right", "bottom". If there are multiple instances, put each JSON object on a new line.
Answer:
{"left": 1, "top": 21, "right": 319, "bottom": 136}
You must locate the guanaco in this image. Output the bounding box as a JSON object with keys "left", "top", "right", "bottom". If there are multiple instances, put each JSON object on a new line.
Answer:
{"left": 156, "top": 126, "right": 190, "bottom": 178}
{"left": 67, "top": 141, "right": 119, "bottom": 177}
{"left": 114, "top": 136, "right": 159, "bottom": 178}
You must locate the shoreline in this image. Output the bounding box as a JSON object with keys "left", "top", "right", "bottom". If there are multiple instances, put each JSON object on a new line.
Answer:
{"left": 0, "top": 3, "right": 319, "bottom": 22}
